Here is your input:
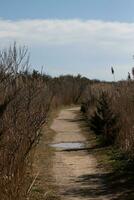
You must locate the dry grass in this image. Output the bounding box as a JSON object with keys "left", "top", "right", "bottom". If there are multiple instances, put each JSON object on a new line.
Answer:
{"left": 82, "top": 81, "right": 134, "bottom": 158}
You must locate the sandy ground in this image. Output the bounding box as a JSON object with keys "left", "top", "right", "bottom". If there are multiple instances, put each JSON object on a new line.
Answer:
{"left": 50, "top": 107, "right": 112, "bottom": 200}
{"left": 31, "top": 106, "right": 134, "bottom": 200}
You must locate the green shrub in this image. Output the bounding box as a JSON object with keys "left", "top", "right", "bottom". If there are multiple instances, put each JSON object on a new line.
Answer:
{"left": 89, "top": 92, "right": 119, "bottom": 145}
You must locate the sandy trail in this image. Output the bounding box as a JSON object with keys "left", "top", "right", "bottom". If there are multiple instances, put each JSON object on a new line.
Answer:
{"left": 50, "top": 107, "right": 112, "bottom": 200}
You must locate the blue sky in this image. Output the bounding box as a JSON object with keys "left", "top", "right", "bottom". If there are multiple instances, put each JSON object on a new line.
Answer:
{"left": 0, "top": 0, "right": 134, "bottom": 22}
{"left": 0, "top": 0, "right": 134, "bottom": 80}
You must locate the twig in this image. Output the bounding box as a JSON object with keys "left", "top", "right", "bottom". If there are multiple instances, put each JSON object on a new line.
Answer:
{"left": 27, "top": 171, "right": 40, "bottom": 195}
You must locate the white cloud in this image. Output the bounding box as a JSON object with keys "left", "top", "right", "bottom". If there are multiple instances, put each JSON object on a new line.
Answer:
{"left": 0, "top": 19, "right": 134, "bottom": 80}
{"left": 0, "top": 19, "right": 134, "bottom": 46}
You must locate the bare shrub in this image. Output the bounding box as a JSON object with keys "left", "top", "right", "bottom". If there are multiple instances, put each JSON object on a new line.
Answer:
{"left": 0, "top": 44, "right": 91, "bottom": 200}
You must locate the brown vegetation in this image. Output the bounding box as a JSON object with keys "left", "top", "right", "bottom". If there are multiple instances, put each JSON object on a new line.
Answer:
{"left": 81, "top": 81, "right": 134, "bottom": 159}
{"left": 0, "top": 44, "right": 90, "bottom": 200}
{"left": 1, "top": 43, "right": 134, "bottom": 199}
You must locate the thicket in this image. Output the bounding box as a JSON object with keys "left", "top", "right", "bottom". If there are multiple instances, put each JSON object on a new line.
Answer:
{"left": 81, "top": 82, "right": 134, "bottom": 159}
{"left": 0, "top": 44, "right": 90, "bottom": 200}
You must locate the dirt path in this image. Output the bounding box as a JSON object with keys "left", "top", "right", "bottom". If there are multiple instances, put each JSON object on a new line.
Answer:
{"left": 31, "top": 106, "right": 134, "bottom": 200}
{"left": 50, "top": 107, "right": 112, "bottom": 200}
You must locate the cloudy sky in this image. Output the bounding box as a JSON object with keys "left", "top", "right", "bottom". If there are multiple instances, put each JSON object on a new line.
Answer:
{"left": 0, "top": 0, "right": 134, "bottom": 81}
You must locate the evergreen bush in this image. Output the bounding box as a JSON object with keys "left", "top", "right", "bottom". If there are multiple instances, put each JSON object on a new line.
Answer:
{"left": 89, "top": 92, "right": 119, "bottom": 145}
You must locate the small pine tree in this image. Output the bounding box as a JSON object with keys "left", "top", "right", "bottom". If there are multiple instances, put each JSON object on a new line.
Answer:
{"left": 89, "top": 92, "right": 119, "bottom": 145}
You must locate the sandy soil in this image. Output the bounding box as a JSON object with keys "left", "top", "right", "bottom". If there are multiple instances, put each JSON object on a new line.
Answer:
{"left": 31, "top": 106, "right": 134, "bottom": 200}
{"left": 50, "top": 107, "right": 112, "bottom": 200}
